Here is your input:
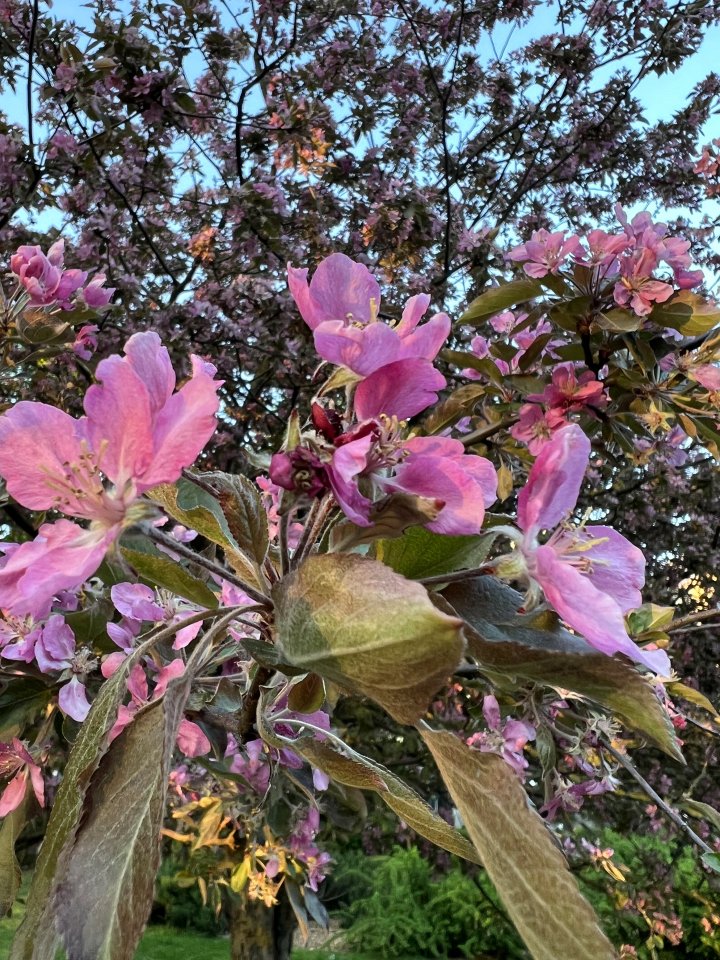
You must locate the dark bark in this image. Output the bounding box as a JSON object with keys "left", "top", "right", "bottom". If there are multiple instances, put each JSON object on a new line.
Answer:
{"left": 229, "top": 889, "right": 295, "bottom": 960}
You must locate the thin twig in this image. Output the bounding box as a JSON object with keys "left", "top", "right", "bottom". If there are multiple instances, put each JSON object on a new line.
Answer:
{"left": 668, "top": 607, "right": 720, "bottom": 633}
{"left": 602, "top": 740, "right": 713, "bottom": 855}
{"left": 144, "top": 525, "right": 271, "bottom": 607}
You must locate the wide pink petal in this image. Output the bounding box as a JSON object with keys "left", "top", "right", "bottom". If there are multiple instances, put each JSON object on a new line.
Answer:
{"left": 122, "top": 332, "right": 176, "bottom": 415}
{"left": 402, "top": 435, "right": 464, "bottom": 459}
{"left": 153, "top": 658, "right": 186, "bottom": 699}
{"left": 58, "top": 677, "right": 91, "bottom": 721}
{"left": 0, "top": 520, "right": 114, "bottom": 619}
{"left": 517, "top": 424, "right": 590, "bottom": 537}
{"left": 111, "top": 583, "right": 164, "bottom": 621}
{"left": 533, "top": 546, "right": 670, "bottom": 674}
{"left": 0, "top": 402, "right": 86, "bottom": 512}
{"left": 29, "top": 763, "right": 45, "bottom": 808}
{"left": 396, "top": 311, "right": 451, "bottom": 362}
{"left": 327, "top": 434, "right": 374, "bottom": 525}
{"left": 134, "top": 354, "right": 221, "bottom": 490}
{"left": 287, "top": 264, "right": 317, "bottom": 328}
{"left": 383, "top": 454, "right": 490, "bottom": 534}
{"left": 84, "top": 354, "right": 154, "bottom": 488}
{"left": 313, "top": 320, "right": 400, "bottom": 374}
{"left": 395, "top": 293, "right": 430, "bottom": 335}
{"left": 35, "top": 615, "right": 76, "bottom": 672}
{"left": 0, "top": 770, "right": 27, "bottom": 817}
{"left": 581, "top": 525, "right": 645, "bottom": 613}
{"left": 176, "top": 718, "right": 211, "bottom": 757}
{"left": 303, "top": 253, "right": 381, "bottom": 328}
{"left": 354, "top": 359, "right": 446, "bottom": 421}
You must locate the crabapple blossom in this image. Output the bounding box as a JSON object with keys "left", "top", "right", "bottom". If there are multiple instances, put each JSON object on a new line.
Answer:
{"left": 507, "top": 425, "right": 670, "bottom": 674}
{"left": 0, "top": 739, "right": 44, "bottom": 817}
{"left": 0, "top": 332, "right": 221, "bottom": 618}
{"left": 466, "top": 695, "right": 535, "bottom": 777}
{"left": 506, "top": 229, "right": 582, "bottom": 277}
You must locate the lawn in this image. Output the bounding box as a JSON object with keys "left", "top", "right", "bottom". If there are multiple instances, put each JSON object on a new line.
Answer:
{"left": 0, "top": 905, "right": 357, "bottom": 960}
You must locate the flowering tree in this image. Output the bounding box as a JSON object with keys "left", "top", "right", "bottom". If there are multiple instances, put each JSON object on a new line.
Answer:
{"left": 1, "top": 216, "right": 720, "bottom": 960}
{"left": 2, "top": 2, "right": 720, "bottom": 958}
{"left": 1, "top": 0, "right": 720, "bottom": 454}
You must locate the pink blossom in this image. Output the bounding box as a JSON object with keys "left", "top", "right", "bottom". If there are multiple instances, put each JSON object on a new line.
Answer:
{"left": 0, "top": 332, "right": 221, "bottom": 617}
{"left": 11, "top": 240, "right": 87, "bottom": 307}
{"left": 288, "top": 255, "right": 450, "bottom": 415}
{"left": 515, "top": 425, "right": 670, "bottom": 674}
{"left": 81, "top": 274, "right": 114, "bottom": 308}
{"left": 528, "top": 363, "right": 607, "bottom": 425}
{"left": 0, "top": 739, "right": 44, "bottom": 816}
{"left": 287, "top": 252, "right": 381, "bottom": 331}
{"left": 466, "top": 695, "right": 535, "bottom": 777}
{"left": 71, "top": 324, "right": 99, "bottom": 361}
{"left": 510, "top": 403, "right": 564, "bottom": 454}
{"left": 507, "top": 229, "right": 582, "bottom": 277}
{"left": 691, "top": 364, "right": 720, "bottom": 392}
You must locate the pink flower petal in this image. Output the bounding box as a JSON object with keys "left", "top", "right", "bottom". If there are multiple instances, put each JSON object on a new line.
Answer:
{"left": 354, "top": 358, "right": 446, "bottom": 421}
{"left": 176, "top": 718, "right": 211, "bottom": 757}
{"left": 59, "top": 676, "right": 91, "bottom": 722}
{"left": 0, "top": 770, "right": 28, "bottom": 817}
{"left": 533, "top": 545, "right": 670, "bottom": 674}
{"left": 517, "top": 424, "right": 590, "bottom": 537}
{"left": 0, "top": 402, "right": 86, "bottom": 513}
{"left": 288, "top": 253, "right": 381, "bottom": 330}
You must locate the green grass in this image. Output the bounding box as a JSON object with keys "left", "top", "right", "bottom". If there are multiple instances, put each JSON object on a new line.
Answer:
{"left": 0, "top": 903, "right": 356, "bottom": 960}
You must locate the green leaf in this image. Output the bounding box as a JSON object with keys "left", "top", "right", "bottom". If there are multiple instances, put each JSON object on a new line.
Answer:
{"left": 121, "top": 546, "right": 218, "bottom": 609}
{"left": 10, "top": 657, "right": 142, "bottom": 960}
{"left": 594, "top": 308, "right": 642, "bottom": 332}
{"left": 627, "top": 602, "right": 675, "bottom": 635}
{"left": 442, "top": 578, "right": 683, "bottom": 761}
{"left": 272, "top": 554, "right": 465, "bottom": 724}
{"left": 375, "top": 525, "right": 496, "bottom": 580}
{"left": 422, "top": 383, "right": 486, "bottom": 434}
{"left": 55, "top": 673, "right": 190, "bottom": 960}
{"left": 257, "top": 702, "right": 480, "bottom": 865}
{"left": 0, "top": 791, "right": 30, "bottom": 919}
{"left": 652, "top": 291, "right": 720, "bottom": 335}
{"left": 148, "top": 479, "right": 261, "bottom": 587}
{"left": 195, "top": 472, "right": 269, "bottom": 566}
{"left": 666, "top": 681, "right": 719, "bottom": 719}
{"left": 0, "top": 679, "right": 52, "bottom": 740}
{"left": 421, "top": 730, "right": 615, "bottom": 960}
{"left": 460, "top": 278, "right": 543, "bottom": 325}
{"left": 702, "top": 852, "right": 720, "bottom": 874}
{"left": 441, "top": 350, "right": 504, "bottom": 385}
{"left": 681, "top": 798, "right": 720, "bottom": 834}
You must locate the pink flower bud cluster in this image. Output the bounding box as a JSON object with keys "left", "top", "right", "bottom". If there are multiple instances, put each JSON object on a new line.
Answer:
{"left": 694, "top": 138, "right": 720, "bottom": 197}
{"left": 10, "top": 240, "right": 114, "bottom": 310}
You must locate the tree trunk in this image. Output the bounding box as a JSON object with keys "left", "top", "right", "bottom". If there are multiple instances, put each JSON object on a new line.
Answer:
{"left": 229, "top": 889, "right": 295, "bottom": 960}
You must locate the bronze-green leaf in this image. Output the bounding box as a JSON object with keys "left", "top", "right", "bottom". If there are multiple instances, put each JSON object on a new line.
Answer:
{"left": 54, "top": 675, "right": 190, "bottom": 960}
{"left": 443, "top": 577, "right": 683, "bottom": 762}
{"left": 0, "top": 791, "right": 30, "bottom": 919}
{"left": 196, "top": 472, "right": 269, "bottom": 566}
{"left": 421, "top": 729, "right": 615, "bottom": 960}
{"left": 121, "top": 547, "right": 218, "bottom": 609}
{"left": 460, "top": 278, "right": 544, "bottom": 324}
{"left": 272, "top": 554, "right": 465, "bottom": 724}
{"left": 10, "top": 658, "right": 142, "bottom": 960}
{"left": 256, "top": 703, "right": 480, "bottom": 866}
{"left": 375, "top": 525, "right": 496, "bottom": 581}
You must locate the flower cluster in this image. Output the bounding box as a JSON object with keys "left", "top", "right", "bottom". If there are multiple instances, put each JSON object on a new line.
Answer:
{"left": 10, "top": 240, "right": 114, "bottom": 310}
{"left": 496, "top": 424, "right": 669, "bottom": 674}
{"left": 507, "top": 206, "right": 704, "bottom": 317}
{"left": 272, "top": 255, "right": 497, "bottom": 534}
{"left": 0, "top": 331, "right": 222, "bottom": 619}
